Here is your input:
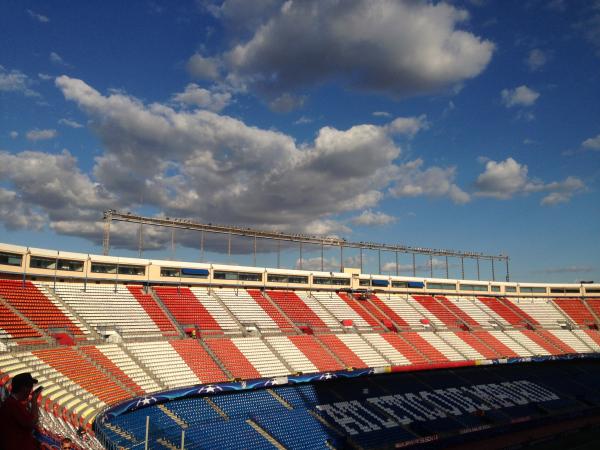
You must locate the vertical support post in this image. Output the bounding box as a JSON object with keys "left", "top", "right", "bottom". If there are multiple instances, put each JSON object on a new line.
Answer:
{"left": 505, "top": 257, "right": 510, "bottom": 282}
{"left": 200, "top": 231, "right": 205, "bottom": 262}
{"left": 227, "top": 232, "right": 231, "bottom": 262}
{"left": 378, "top": 249, "right": 381, "bottom": 275}
{"left": 445, "top": 255, "right": 449, "bottom": 279}
{"left": 461, "top": 257, "right": 465, "bottom": 279}
{"left": 171, "top": 228, "right": 176, "bottom": 260}
{"left": 321, "top": 242, "right": 324, "bottom": 271}
{"left": 277, "top": 240, "right": 281, "bottom": 269}
{"left": 53, "top": 251, "right": 59, "bottom": 292}
{"left": 429, "top": 254, "right": 433, "bottom": 278}
{"left": 412, "top": 253, "right": 416, "bottom": 277}
{"left": 491, "top": 258, "right": 496, "bottom": 281}
{"left": 181, "top": 429, "right": 185, "bottom": 450}
{"left": 299, "top": 242, "right": 303, "bottom": 270}
{"left": 253, "top": 235, "right": 257, "bottom": 267}
{"left": 360, "top": 247, "right": 363, "bottom": 273}
{"left": 340, "top": 245, "right": 344, "bottom": 272}
{"left": 476, "top": 257, "right": 480, "bottom": 281}
{"left": 102, "top": 214, "right": 111, "bottom": 256}
{"left": 138, "top": 222, "right": 143, "bottom": 257}
{"left": 144, "top": 415, "right": 149, "bottom": 450}
{"left": 395, "top": 252, "right": 399, "bottom": 276}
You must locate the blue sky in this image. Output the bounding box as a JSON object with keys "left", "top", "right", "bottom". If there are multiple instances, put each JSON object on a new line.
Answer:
{"left": 0, "top": 0, "right": 599, "bottom": 282}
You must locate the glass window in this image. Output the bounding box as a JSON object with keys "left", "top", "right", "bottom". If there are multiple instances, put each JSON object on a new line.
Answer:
{"left": 520, "top": 286, "right": 546, "bottom": 294}
{"left": 161, "top": 268, "right": 181, "bottom": 277}
{"left": 460, "top": 284, "right": 488, "bottom": 292}
{"left": 313, "top": 276, "right": 350, "bottom": 286}
{"left": 391, "top": 281, "right": 408, "bottom": 288}
{"left": 505, "top": 286, "right": 517, "bottom": 293}
{"left": 491, "top": 285, "right": 501, "bottom": 292}
{"left": 267, "top": 274, "right": 308, "bottom": 284}
{"left": 91, "top": 263, "right": 117, "bottom": 274}
{"left": 427, "top": 282, "right": 456, "bottom": 290}
{"left": 214, "top": 271, "right": 262, "bottom": 282}
{"left": 117, "top": 265, "right": 145, "bottom": 276}
{"left": 359, "top": 279, "right": 371, "bottom": 286}
{"left": 0, "top": 251, "right": 22, "bottom": 266}
{"left": 30, "top": 257, "right": 83, "bottom": 272}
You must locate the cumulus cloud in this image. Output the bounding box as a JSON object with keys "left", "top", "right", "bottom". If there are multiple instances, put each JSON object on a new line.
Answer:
{"left": 0, "top": 65, "right": 39, "bottom": 97}
{"left": 386, "top": 115, "right": 429, "bottom": 138}
{"left": 382, "top": 257, "right": 446, "bottom": 274}
{"left": 58, "top": 118, "right": 84, "bottom": 128}
{"left": 0, "top": 188, "right": 46, "bottom": 230}
{"left": 26, "top": 9, "right": 49, "bottom": 23}
{"left": 525, "top": 48, "right": 549, "bottom": 71}
{"left": 474, "top": 157, "right": 585, "bottom": 205}
{"left": 350, "top": 210, "right": 396, "bottom": 226}
{"left": 372, "top": 111, "right": 391, "bottom": 118}
{"left": 582, "top": 133, "right": 600, "bottom": 151}
{"left": 268, "top": 92, "right": 306, "bottom": 113}
{"left": 172, "top": 83, "right": 232, "bottom": 112}
{"left": 9, "top": 131, "right": 18, "bottom": 139}
{"left": 186, "top": 54, "right": 220, "bottom": 80}
{"left": 1, "top": 75, "right": 468, "bottom": 251}
{"left": 26, "top": 128, "right": 57, "bottom": 141}
{"left": 209, "top": 0, "right": 493, "bottom": 99}
{"left": 501, "top": 85, "right": 540, "bottom": 107}
{"left": 389, "top": 159, "right": 470, "bottom": 204}
{"left": 49, "top": 52, "right": 68, "bottom": 66}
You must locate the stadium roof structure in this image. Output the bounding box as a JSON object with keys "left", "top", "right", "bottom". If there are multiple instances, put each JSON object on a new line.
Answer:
{"left": 103, "top": 210, "right": 510, "bottom": 281}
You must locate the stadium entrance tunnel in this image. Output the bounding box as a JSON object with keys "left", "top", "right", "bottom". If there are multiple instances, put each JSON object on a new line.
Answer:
{"left": 96, "top": 359, "right": 600, "bottom": 449}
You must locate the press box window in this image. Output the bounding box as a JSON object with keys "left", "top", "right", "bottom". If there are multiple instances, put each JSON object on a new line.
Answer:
{"left": 313, "top": 277, "right": 351, "bottom": 286}
{"left": 161, "top": 268, "right": 181, "bottom": 277}
{"left": 505, "top": 286, "right": 517, "bottom": 293}
{"left": 391, "top": 281, "right": 409, "bottom": 288}
{"left": 267, "top": 274, "right": 308, "bottom": 284}
{"left": 0, "top": 251, "right": 22, "bottom": 266}
{"left": 214, "top": 271, "right": 262, "bottom": 282}
{"left": 491, "top": 285, "right": 501, "bottom": 292}
{"left": 460, "top": 284, "right": 488, "bottom": 292}
{"left": 91, "top": 263, "right": 144, "bottom": 276}
{"left": 550, "top": 288, "right": 580, "bottom": 294}
{"left": 359, "top": 279, "right": 371, "bottom": 286}
{"left": 520, "top": 286, "right": 547, "bottom": 294}
{"left": 427, "top": 282, "right": 456, "bottom": 290}
{"left": 30, "top": 256, "right": 83, "bottom": 272}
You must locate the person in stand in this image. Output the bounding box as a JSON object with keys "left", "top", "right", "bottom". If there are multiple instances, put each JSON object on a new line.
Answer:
{"left": 0, "top": 372, "right": 43, "bottom": 450}
{"left": 60, "top": 437, "right": 73, "bottom": 449}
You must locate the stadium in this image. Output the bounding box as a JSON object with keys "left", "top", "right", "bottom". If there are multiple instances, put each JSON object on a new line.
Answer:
{"left": 1, "top": 212, "right": 600, "bottom": 449}
{"left": 3, "top": 1, "right": 600, "bottom": 449}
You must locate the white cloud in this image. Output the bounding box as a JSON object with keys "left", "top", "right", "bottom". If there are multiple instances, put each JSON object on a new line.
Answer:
{"left": 26, "top": 9, "right": 49, "bottom": 23}
{"left": 372, "top": 111, "right": 391, "bottom": 118}
{"left": 386, "top": 115, "right": 429, "bottom": 138}
{"left": 49, "top": 52, "right": 69, "bottom": 66}
{"left": 501, "top": 85, "right": 540, "bottom": 107}
{"left": 25, "top": 128, "right": 57, "bottom": 141}
{"left": 58, "top": 118, "right": 83, "bottom": 128}
{"left": 389, "top": 159, "right": 470, "bottom": 204}
{"left": 14, "top": 75, "right": 471, "bottom": 250}
{"left": 382, "top": 257, "right": 446, "bottom": 273}
{"left": 219, "top": 0, "right": 494, "bottom": 98}
{"left": 38, "top": 73, "right": 53, "bottom": 81}
{"left": 474, "top": 157, "right": 585, "bottom": 205}
{"left": 525, "top": 48, "right": 549, "bottom": 71}
{"left": 350, "top": 210, "right": 396, "bottom": 226}
{"left": 582, "top": 133, "right": 600, "bottom": 150}
{"left": 186, "top": 53, "right": 220, "bottom": 80}
{"left": 0, "top": 65, "right": 39, "bottom": 97}
{"left": 294, "top": 116, "right": 312, "bottom": 125}
{"left": 9, "top": 131, "right": 18, "bottom": 139}
{"left": 172, "top": 83, "right": 232, "bottom": 112}
{"left": 268, "top": 93, "right": 306, "bottom": 113}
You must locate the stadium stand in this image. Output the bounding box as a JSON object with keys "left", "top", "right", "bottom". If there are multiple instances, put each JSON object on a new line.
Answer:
{"left": 1, "top": 244, "right": 600, "bottom": 448}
